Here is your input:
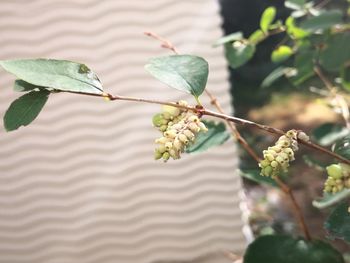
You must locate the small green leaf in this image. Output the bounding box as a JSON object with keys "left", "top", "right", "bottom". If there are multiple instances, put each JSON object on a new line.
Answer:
{"left": 290, "top": 50, "right": 315, "bottom": 85}
{"left": 313, "top": 190, "right": 350, "bottom": 209}
{"left": 244, "top": 235, "right": 344, "bottom": 263}
{"left": 271, "top": 45, "right": 293, "bottom": 63}
{"left": 261, "top": 66, "right": 289, "bottom": 87}
{"left": 186, "top": 121, "right": 230, "bottom": 153}
{"left": 341, "top": 63, "right": 350, "bottom": 92}
{"left": 213, "top": 31, "right": 243, "bottom": 47}
{"left": 333, "top": 135, "right": 350, "bottom": 159}
{"left": 13, "top": 79, "right": 42, "bottom": 92}
{"left": 325, "top": 201, "right": 350, "bottom": 243}
{"left": 145, "top": 55, "right": 208, "bottom": 98}
{"left": 302, "top": 155, "right": 327, "bottom": 171}
{"left": 0, "top": 59, "right": 103, "bottom": 94}
{"left": 225, "top": 41, "right": 256, "bottom": 69}
{"left": 300, "top": 10, "right": 343, "bottom": 32}
{"left": 319, "top": 33, "right": 350, "bottom": 72}
{"left": 260, "top": 7, "right": 277, "bottom": 33}
{"left": 285, "top": 16, "right": 309, "bottom": 39}
{"left": 312, "top": 123, "right": 350, "bottom": 146}
{"left": 4, "top": 90, "right": 50, "bottom": 132}
{"left": 248, "top": 29, "right": 266, "bottom": 44}
{"left": 240, "top": 169, "right": 278, "bottom": 187}
{"left": 285, "top": 0, "right": 305, "bottom": 10}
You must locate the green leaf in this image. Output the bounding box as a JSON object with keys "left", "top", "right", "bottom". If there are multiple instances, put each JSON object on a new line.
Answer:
{"left": 285, "top": 0, "right": 305, "bottom": 10}
{"left": 325, "top": 201, "right": 350, "bottom": 243}
{"left": 290, "top": 50, "right": 315, "bottom": 85}
{"left": 260, "top": 7, "right": 277, "bottom": 33}
{"left": 240, "top": 169, "right": 278, "bottom": 187}
{"left": 333, "top": 135, "right": 350, "bottom": 159}
{"left": 319, "top": 33, "right": 350, "bottom": 72}
{"left": 271, "top": 45, "right": 293, "bottom": 63}
{"left": 213, "top": 31, "right": 243, "bottom": 47}
{"left": 186, "top": 121, "right": 230, "bottom": 153}
{"left": 261, "top": 66, "right": 289, "bottom": 87}
{"left": 285, "top": 16, "right": 309, "bottom": 39}
{"left": 225, "top": 41, "right": 256, "bottom": 69}
{"left": 302, "top": 155, "right": 327, "bottom": 171}
{"left": 4, "top": 90, "right": 50, "bottom": 132}
{"left": 248, "top": 29, "right": 266, "bottom": 44}
{"left": 243, "top": 235, "right": 344, "bottom": 263}
{"left": 0, "top": 59, "right": 103, "bottom": 94}
{"left": 13, "top": 79, "right": 42, "bottom": 92}
{"left": 312, "top": 123, "right": 350, "bottom": 146}
{"left": 313, "top": 190, "right": 350, "bottom": 209}
{"left": 145, "top": 55, "right": 208, "bottom": 98}
{"left": 341, "top": 63, "right": 350, "bottom": 92}
{"left": 300, "top": 10, "right": 343, "bottom": 32}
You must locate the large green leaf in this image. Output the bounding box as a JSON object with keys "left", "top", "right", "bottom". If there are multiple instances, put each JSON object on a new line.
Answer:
{"left": 271, "top": 45, "right": 293, "bottom": 63}
{"left": 213, "top": 31, "right": 243, "bottom": 47}
{"left": 260, "top": 7, "right": 276, "bottom": 33}
{"left": 325, "top": 201, "right": 350, "bottom": 243}
{"left": 319, "top": 33, "right": 350, "bottom": 72}
{"left": 312, "top": 123, "right": 350, "bottom": 146}
{"left": 341, "top": 63, "right": 350, "bottom": 92}
{"left": 290, "top": 50, "right": 315, "bottom": 85}
{"left": 240, "top": 169, "right": 277, "bottom": 187}
{"left": 0, "top": 59, "right": 103, "bottom": 94}
{"left": 186, "top": 121, "right": 230, "bottom": 153}
{"left": 225, "top": 42, "right": 256, "bottom": 69}
{"left": 145, "top": 55, "right": 208, "bottom": 98}
{"left": 243, "top": 235, "right": 344, "bottom": 263}
{"left": 300, "top": 10, "right": 343, "bottom": 32}
{"left": 313, "top": 190, "right": 350, "bottom": 209}
{"left": 333, "top": 135, "right": 350, "bottom": 160}
{"left": 4, "top": 90, "right": 50, "bottom": 132}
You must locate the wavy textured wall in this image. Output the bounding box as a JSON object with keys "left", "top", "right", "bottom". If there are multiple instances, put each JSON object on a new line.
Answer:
{"left": 0, "top": 1, "right": 247, "bottom": 262}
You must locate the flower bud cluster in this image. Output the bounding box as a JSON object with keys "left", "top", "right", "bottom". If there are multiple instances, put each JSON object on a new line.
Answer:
{"left": 152, "top": 101, "right": 207, "bottom": 161}
{"left": 324, "top": 163, "right": 350, "bottom": 194}
{"left": 259, "top": 130, "right": 300, "bottom": 177}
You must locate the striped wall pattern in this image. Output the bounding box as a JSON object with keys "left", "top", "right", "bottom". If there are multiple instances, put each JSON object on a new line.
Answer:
{"left": 0, "top": 1, "right": 247, "bottom": 262}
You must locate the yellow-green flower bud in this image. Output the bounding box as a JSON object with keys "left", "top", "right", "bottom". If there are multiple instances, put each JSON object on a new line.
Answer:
{"left": 162, "top": 152, "right": 170, "bottom": 161}
{"left": 154, "top": 150, "right": 162, "bottom": 160}
{"left": 152, "top": 113, "right": 164, "bottom": 127}
{"left": 162, "top": 105, "right": 180, "bottom": 117}
{"left": 327, "top": 164, "right": 343, "bottom": 179}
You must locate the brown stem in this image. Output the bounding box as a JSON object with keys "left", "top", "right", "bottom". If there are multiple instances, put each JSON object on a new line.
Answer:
{"left": 274, "top": 177, "right": 312, "bottom": 241}
{"left": 204, "top": 89, "right": 261, "bottom": 163}
{"left": 314, "top": 66, "right": 334, "bottom": 91}
{"left": 144, "top": 31, "right": 179, "bottom": 54}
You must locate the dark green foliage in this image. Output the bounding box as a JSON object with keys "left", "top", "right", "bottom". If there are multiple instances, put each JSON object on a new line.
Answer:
{"left": 325, "top": 201, "right": 350, "bottom": 243}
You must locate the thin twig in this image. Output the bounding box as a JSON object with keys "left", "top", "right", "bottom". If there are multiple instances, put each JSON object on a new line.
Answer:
{"left": 204, "top": 89, "right": 261, "bottom": 162}
{"left": 314, "top": 66, "right": 334, "bottom": 91}
{"left": 144, "top": 31, "right": 179, "bottom": 54}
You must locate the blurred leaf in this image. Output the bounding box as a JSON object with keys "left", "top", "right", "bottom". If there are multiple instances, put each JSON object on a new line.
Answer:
{"left": 240, "top": 169, "right": 278, "bottom": 187}
{"left": 285, "top": 16, "right": 309, "bottom": 39}
{"left": 341, "top": 63, "right": 350, "bottom": 91}
{"left": 271, "top": 45, "right": 293, "bottom": 63}
{"left": 213, "top": 31, "right": 243, "bottom": 47}
{"left": 313, "top": 190, "right": 350, "bottom": 209}
{"left": 145, "top": 55, "right": 208, "bottom": 98}
{"left": 248, "top": 29, "right": 266, "bottom": 44}
{"left": 261, "top": 66, "right": 288, "bottom": 87}
{"left": 260, "top": 7, "right": 276, "bottom": 33}
{"left": 325, "top": 201, "right": 350, "bottom": 243}
{"left": 13, "top": 79, "right": 41, "bottom": 92}
{"left": 300, "top": 10, "right": 343, "bottom": 32}
{"left": 243, "top": 235, "right": 344, "bottom": 263}
{"left": 0, "top": 59, "right": 103, "bottom": 94}
{"left": 285, "top": 0, "right": 305, "bottom": 10}
{"left": 290, "top": 50, "right": 315, "bottom": 85}
{"left": 312, "top": 123, "right": 350, "bottom": 146}
{"left": 319, "top": 33, "right": 350, "bottom": 72}
{"left": 302, "top": 155, "right": 327, "bottom": 171}
{"left": 4, "top": 90, "right": 50, "bottom": 132}
{"left": 225, "top": 42, "right": 256, "bottom": 69}
{"left": 333, "top": 135, "right": 350, "bottom": 159}
{"left": 186, "top": 121, "right": 230, "bottom": 153}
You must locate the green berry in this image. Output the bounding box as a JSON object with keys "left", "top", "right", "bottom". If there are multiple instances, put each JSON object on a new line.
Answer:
{"left": 327, "top": 164, "right": 343, "bottom": 179}
{"left": 154, "top": 150, "right": 162, "bottom": 160}
{"left": 162, "top": 152, "right": 170, "bottom": 161}
{"left": 152, "top": 113, "right": 164, "bottom": 127}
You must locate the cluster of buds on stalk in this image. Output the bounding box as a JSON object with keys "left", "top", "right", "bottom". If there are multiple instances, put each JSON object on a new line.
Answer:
{"left": 259, "top": 130, "right": 302, "bottom": 178}
{"left": 324, "top": 163, "right": 350, "bottom": 194}
{"left": 152, "top": 101, "right": 208, "bottom": 161}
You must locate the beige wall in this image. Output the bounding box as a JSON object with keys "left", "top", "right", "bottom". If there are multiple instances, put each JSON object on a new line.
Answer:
{"left": 0, "top": 1, "right": 247, "bottom": 262}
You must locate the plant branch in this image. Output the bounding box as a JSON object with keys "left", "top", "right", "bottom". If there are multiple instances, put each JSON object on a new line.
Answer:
{"left": 144, "top": 31, "right": 179, "bottom": 54}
